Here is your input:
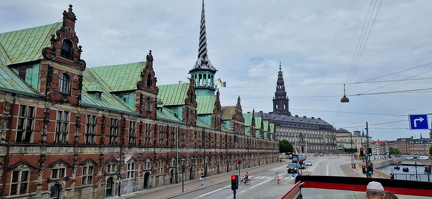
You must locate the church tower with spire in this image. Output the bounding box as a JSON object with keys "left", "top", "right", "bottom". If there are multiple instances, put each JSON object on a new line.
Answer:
{"left": 272, "top": 63, "right": 290, "bottom": 115}
{"left": 189, "top": 0, "right": 218, "bottom": 96}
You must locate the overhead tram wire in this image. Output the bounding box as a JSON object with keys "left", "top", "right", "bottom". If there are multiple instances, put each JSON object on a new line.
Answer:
{"left": 363, "top": 63, "right": 432, "bottom": 82}
{"left": 357, "top": 64, "right": 432, "bottom": 95}
{"left": 344, "top": 0, "right": 383, "bottom": 86}
{"left": 337, "top": 0, "right": 382, "bottom": 123}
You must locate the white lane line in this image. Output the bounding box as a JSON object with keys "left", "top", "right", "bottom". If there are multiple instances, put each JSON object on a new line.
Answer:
{"left": 197, "top": 186, "right": 229, "bottom": 198}
{"left": 249, "top": 178, "right": 272, "bottom": 189}
{"left": 326, "top": 162, "right": 330, "bottom": 176}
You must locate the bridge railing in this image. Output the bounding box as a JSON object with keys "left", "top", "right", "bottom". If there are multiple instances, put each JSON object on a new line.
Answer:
{"left": 279, "top": 175, "right": 432, "bottom": 198}
{"left": 278, "top": 181, "right": 303, "bottom": 199}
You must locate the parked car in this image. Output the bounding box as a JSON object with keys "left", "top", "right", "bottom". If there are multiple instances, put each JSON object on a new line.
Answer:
{"left": 287, "top": 163, "right": 298, "bottom": 173}
{"left": 304, "top": 160, "right": 312, "bottom": 166}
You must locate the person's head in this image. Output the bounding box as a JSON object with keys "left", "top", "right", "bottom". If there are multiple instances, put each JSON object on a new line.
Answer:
{"left": 384, "top": 191, "right": 398, "bottom": 199}
{"left": 366, "top": 181, "right": 385, "bottom": 199}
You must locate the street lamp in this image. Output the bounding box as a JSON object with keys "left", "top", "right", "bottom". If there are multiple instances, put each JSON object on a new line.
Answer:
{"left": 340, "top": 84, "right": 349, "bottom": 103}
{"left": 350, "top": 133, "right": 355, "bottom": 169}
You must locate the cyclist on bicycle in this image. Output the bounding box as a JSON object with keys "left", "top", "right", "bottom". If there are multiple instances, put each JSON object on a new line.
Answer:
{"left": 244, "top": 172, "right": 249, "bottom": 182}
{"left": 275, "top": 172, "right": 281, "bottom": 184}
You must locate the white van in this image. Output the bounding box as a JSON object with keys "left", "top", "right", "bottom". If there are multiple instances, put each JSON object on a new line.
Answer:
{"left": 417, "top": 156, "right": 429, "bottom": 160}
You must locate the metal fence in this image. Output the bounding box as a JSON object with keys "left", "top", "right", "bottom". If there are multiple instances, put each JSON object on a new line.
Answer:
{"left": 394, "top": 173, "right": 431, "bottom": 182}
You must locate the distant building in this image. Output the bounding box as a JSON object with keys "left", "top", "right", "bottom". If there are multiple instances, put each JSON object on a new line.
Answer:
{"left": 396, "top": 136, "right": 432, "bottom": 155}
{"left": 257, "top": 65, "right": 337, "bottom": 154}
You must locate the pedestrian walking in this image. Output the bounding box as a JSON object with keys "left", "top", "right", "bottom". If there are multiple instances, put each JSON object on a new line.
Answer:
{"left": 200, "top": 173, "right": 204, "bottom": 186}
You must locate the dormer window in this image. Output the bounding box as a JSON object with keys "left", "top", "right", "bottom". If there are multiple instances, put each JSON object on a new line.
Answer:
{"left": 145, "top": 98, "right": 151, "bottom": 111}
{"left": 59, "top": 73, "right": 71, "bottom": 94}
{"left": 146, "top": 74, "right": 152, "bottom": 87}
{"left": 60, "top": 39, "right": 73, "bottom": 60}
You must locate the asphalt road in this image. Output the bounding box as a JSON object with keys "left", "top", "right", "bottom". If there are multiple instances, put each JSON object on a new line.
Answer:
{"left": 170, "top": 155, "right": 351, "bottom": 199}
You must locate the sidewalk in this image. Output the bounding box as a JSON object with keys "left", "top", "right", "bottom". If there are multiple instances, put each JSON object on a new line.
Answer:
{"left": 121, "top": 161, "right": 287, "bottom": 199}
{"left": 339, "top": 159, "right": 389, "bottom": 178}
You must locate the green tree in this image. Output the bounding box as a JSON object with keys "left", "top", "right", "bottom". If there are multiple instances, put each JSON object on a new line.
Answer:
{"left": 429, "top": 145, "right": 432, "bottom": 155}
{"left": 389, "top": 147, "right": 400, "bottom": 155}
{"left": 279, "top": 140, "right": 294, "bottom": 153}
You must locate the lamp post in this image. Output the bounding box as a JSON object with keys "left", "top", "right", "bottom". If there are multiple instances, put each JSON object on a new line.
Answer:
{"left": 176, "top": 126, "right": 179, "bottom": 183}
{"left": 365, "top": 122, "right": 371, "bottom": 178}
{"left": 351, "top": 133, "right": 355, "bottom": 169}
{"left": 203, "top": 129, "right": 207, "bottom": 177}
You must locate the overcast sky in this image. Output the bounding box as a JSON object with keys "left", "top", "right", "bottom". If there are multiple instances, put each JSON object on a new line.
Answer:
{"left": 1, "top": 0, "right": 432, "bottom": 141}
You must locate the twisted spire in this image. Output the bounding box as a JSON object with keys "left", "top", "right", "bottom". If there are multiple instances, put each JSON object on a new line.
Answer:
{"left": 191, "top": 0, "right": 216, "bottom": 72}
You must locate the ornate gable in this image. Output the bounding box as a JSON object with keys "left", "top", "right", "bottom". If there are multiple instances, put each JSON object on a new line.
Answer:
{"left": 48, "top": 159, "right": 71, "bottom": 168}
{"left": 183, "top": 79, "right": 197, "bottom": 126}
{"left": 42, "top": 5, "right": 86, "bottom": 70}
{"left": 40, "top": 5, "right": 85, "bottom": 105}
{"left": 233, "top": 97, "right": 245, "bottom": 122}
{"left": 211, "top": 89, "right": 222, "bottom": 130}
{"left": 137, "top": 50, "right": 158, "bottom": 93}
{"left": 105, "top": 157, "right": 119, "bottom": 164}
{"left": 136, "top": 50, "right": 159, "bottom": 119}
{"left": 9, "top": 161, "right": 38, "bottom": 171}
{"left": 79, "top": 159, "right": 98, "bottom": 166}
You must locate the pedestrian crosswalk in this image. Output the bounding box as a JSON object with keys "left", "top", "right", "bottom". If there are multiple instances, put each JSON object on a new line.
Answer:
{"left": 245, "top": 174, "right": 296, "bottom": 181}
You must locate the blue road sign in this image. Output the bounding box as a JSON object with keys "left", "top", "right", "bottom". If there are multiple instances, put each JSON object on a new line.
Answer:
{"left": 409, "top": 114, "right": 429, "bottom": 130}
{"left": 291, "top": 174, "right": 296, "bottom": 178}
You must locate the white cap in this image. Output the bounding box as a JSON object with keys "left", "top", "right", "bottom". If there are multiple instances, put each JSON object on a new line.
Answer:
{"left": 367, "top": 181, "right": 384, "bottom": 191}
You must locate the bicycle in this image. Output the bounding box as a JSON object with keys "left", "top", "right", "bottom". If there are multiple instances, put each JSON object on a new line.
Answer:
{"left": 239, "top": 177, "right": 251, "bottom": 185}
{"left": 271, "top": 177, "right": 284, "bottom": 185}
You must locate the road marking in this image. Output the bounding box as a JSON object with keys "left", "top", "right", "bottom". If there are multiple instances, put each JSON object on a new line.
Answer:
{"left": 197, "top": 186, "right": 228, "bottom": 198}
{"left": 249, "top": 178, "right": 272, "bottom": 189}
{"left": 273, "top": 165, "right": 286, "bottom": 171}
{"left": 327, "top": 162, "right": 330, "bottom": 176}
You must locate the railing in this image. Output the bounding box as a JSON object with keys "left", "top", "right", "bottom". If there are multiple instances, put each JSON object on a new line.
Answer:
{"left": 278, "top": 181, "right": 303, "bottom": 199}
{"left": 280, "top": 175, "right": 432, "bottom": 197}
{"left": 394, "top": 173, "right": 431, "bottom": 182}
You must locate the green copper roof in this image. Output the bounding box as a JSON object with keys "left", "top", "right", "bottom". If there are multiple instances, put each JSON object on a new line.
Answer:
{"left": 221, "top": 106, "right": 235, "bottom": 120}
{"left": 196, "top": 117, "right": 211, "bottom": 128}
{"left": 242, "top": 112, "right": 253, "bottom": 126}
{"left": 0, "top": 63, "right": 39, "bottom": 96}
{"left": 0, "top": 23, "right": 61, "bottom": 65}
{"left": 158, "top": 83, "right": 189, "bottom": 106}
{"left": 197, "top": 95, "right": 215, "bottom": 114}
{"left": 89, "top": 62, "right": 145, "bottom": 92}
{"left": 255, "top": 117, "right": 262, "bottom": 129}
{"left": 270, "top": 123, "right": 275, "bottom": 133}
{"left": 81, "top": 69, "right": 134, "bottom": 113}
{"left": 263, "top": 120, "right": 269, "bottom": 131}
{"left": 157, "top": 107, "right": 183, "bottom": 123}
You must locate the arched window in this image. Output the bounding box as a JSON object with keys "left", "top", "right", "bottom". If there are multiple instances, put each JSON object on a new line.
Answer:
{"left": 59, "top": 73, "right": 71, "bottom": 94}
{"left": 50, "top": 184, "right": 61, "bottom": 199}
{"left": 60, "top": 39, "right": 73, "bottom": 60}
{"left": 145, "top": 98, "right": 151, "bottom": 111}
{"left": 146, "top": 74, "right": 152, "bottom": 87}
{"left": 106, "top": 177, "right": 113, "bottom": 197}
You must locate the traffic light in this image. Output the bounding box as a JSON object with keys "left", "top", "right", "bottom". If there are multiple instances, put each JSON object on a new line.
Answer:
{"left": 359, "top": 148, "right": 364, "bottom": 156}
{"left": 231, "top": 175, "right": 238, "bottom": 190}
{"left": 362, "top": 165, "right": 366, "bottom": 174}
{"left": 367, "top": 148, "right": 372, "bottom": 156}
{"left": 367, "top": 165, "right": 373, "bottom": 175}
{"left": 238, "top": 159, "right": 241, "bottom": 164}
{"left": 299, "top": 159, "right": 304, "bottom": 166}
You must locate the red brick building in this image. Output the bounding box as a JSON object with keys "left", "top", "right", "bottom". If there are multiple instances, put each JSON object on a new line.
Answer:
{"left": 0, "top": 4, "right": 278, "bottom": 199}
